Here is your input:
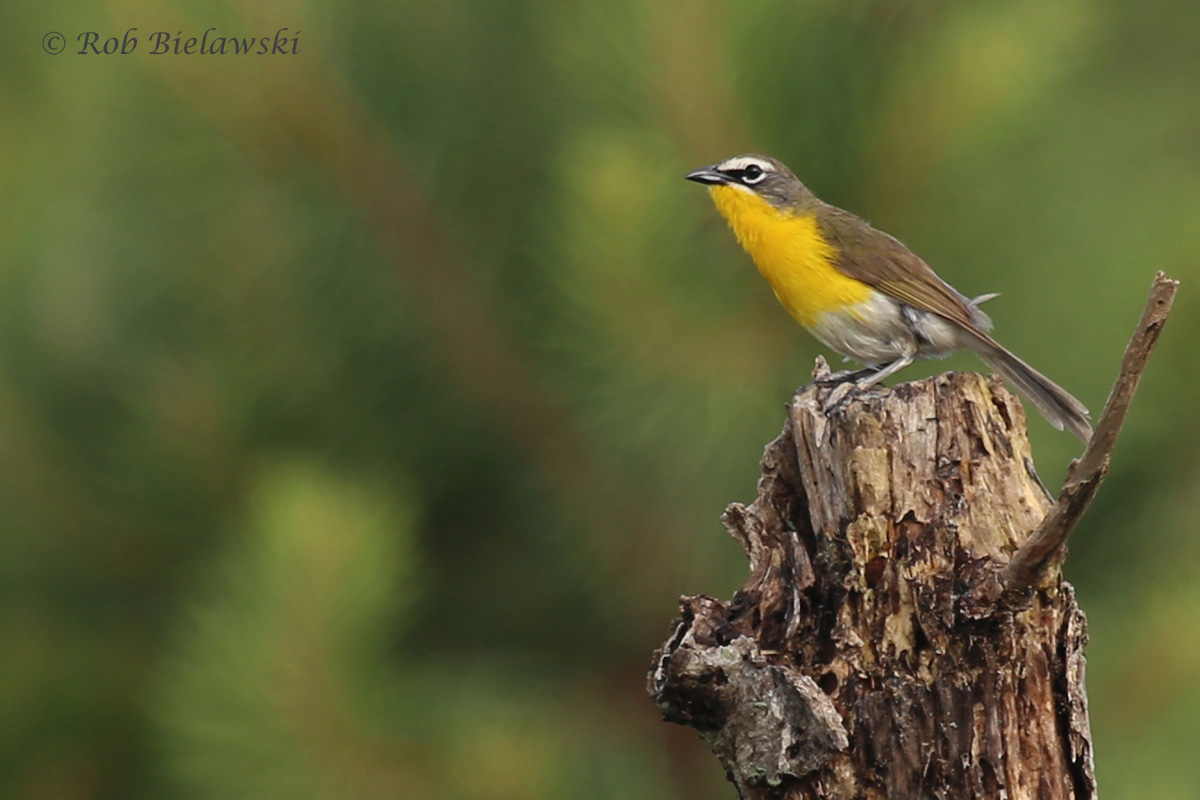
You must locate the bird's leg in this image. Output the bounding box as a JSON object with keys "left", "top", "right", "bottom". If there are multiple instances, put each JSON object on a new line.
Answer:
{"left": 796, "top": 359, "right": 873, "bottom": 397}
{"left": 812, "top": 365, "right": 877, "bottom": 385}
{"left": 854, "top": 354, "right": 915, "bottom": 387}
{"left": 822, "top": 354, "right": 916, "bottom": 415}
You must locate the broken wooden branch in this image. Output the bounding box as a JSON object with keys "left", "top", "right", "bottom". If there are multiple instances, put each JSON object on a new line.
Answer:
{"left": 999, "top": 271, "right": 1179, "bottom": 597}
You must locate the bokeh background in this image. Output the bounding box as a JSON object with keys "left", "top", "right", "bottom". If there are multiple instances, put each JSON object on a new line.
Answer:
{"left": 3, "top": 1, "right": 1199, "bottom": 798}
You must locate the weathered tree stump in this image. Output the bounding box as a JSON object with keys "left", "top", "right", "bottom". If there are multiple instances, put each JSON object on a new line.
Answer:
{"left": 650, "top": 371, "right": 1096, "bottom": 799}
{"left": 650, "top": 274, "right": 1176, "bottom": 798}
{"left": 650, "top": 274, "right": 1177, "bottom": 798}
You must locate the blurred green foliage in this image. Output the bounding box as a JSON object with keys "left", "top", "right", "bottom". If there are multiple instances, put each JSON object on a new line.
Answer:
{"left": 2, "top": 0, "right": 1198, "bottom": 798}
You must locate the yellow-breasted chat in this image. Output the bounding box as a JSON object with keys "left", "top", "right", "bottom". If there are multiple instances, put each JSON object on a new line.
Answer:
{"left": 687, "top": 154, "right": 1092, "bottom": 442}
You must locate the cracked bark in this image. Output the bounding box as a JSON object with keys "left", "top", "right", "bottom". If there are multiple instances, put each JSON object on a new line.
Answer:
{"left": 650, "top": 372, "right": 1096, "bottom": 799}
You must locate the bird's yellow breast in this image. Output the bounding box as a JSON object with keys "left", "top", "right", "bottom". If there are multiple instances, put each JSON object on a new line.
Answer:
{"left": 709, "top": 185, "right": 872, "bottom": 327}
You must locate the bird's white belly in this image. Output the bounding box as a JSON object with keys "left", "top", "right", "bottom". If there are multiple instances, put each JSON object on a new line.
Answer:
{"left": 807, "top": 292, "right": 963, "bottom": 366}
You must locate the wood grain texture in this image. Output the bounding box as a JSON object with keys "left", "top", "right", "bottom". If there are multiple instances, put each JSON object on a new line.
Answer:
{"left": 649, "top": 372, "right": 1096, "bottom": 799}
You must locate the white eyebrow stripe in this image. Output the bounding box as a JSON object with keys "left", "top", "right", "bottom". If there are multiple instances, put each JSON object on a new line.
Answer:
{"left": 716, "top": 156, "right": 773, "bottom": 173}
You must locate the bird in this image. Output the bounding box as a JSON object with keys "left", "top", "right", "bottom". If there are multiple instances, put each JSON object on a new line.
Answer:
{"left": 686, "top": 153, "right": 1092, "bottom": 442}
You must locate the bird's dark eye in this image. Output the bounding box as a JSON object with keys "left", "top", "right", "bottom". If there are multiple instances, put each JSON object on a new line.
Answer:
{"left": 742, "top": 164, "right": 765, "bottom": 183}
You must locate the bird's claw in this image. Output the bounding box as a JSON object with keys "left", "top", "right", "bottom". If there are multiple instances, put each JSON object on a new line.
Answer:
{"left": 822, "top": 381, "right": 857, "bottom": 415}
{"left": 811, "top": 367, "right": 875, "bottom": 386}
{"left": 794, "top": 366, "right": 879, "bottom": 401}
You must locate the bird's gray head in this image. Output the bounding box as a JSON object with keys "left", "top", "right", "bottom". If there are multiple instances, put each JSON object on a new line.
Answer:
{"left": 684, "top": 154, "right": 812, "bottom": 208}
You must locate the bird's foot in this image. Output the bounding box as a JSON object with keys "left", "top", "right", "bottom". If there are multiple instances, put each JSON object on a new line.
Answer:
{"left": 796, "top": 367, "right": 877, "bottom": 397}
{"left": 796, "top": 354, "right": 894, "bottom": 403}
{"left": 822, "top": 381, "right": 858, "bottom": 415}
{"left": 812, "top": 367, "right": 876, "bottom": 386}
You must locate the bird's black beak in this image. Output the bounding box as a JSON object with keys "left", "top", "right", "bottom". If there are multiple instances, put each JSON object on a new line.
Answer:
{"left": 685, "top": 165, "right": 726, "bottom": 185}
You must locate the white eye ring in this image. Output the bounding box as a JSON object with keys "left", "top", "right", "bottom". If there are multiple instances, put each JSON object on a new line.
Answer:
{"left": 742, "top": 164, "right": 767, "bottom": 184}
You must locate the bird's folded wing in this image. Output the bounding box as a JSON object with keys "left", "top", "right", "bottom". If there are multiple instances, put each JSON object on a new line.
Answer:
{"left": 820, "top": 209, "right": 982, "bottom": 331}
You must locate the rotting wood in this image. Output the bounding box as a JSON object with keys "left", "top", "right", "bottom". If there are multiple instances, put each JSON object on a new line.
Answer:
{"left": 649, "top": 273, "right": 1177, "bottom": 799}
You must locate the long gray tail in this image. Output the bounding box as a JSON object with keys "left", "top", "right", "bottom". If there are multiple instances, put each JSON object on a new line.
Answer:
{"left": 962, "top": 330, "right": 1093, "bottom": 443}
